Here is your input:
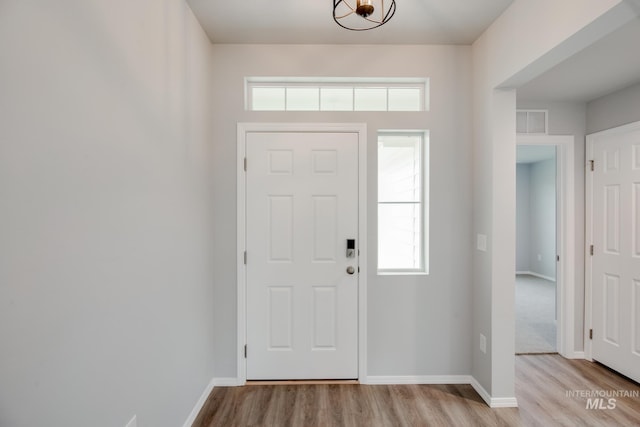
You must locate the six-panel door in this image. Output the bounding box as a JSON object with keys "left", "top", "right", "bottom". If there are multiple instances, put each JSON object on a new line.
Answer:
{"left": 246, "top": 131, "right": 359, "bottom": 380}
{"left": 592, "top": 127, "right": 640, "bottom": 383}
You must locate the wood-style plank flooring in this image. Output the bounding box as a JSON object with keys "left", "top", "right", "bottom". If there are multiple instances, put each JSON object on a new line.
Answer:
{"left": 193, "top": 355, "right": 640, "bottom": 426}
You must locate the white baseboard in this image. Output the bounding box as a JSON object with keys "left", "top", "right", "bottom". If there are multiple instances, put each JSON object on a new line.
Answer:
{"left": 516, "top": 271, "right": 556, "bottom": 282}
{"left": 470, "top": 377, "right": 492, "bottom": 406}
{"left": 182, "top": 377, "right": 215, "bottom": 427}
{"left": 490, "top": 397, "right": 519, "bottom": 408}
{"left": 213, "top": 377, "right": 243, "bottom": 386}
{"left": 470, "top": 377, "right": 518, "bottom": 408}
{"left": 364, "top": 375, "right": 472, "bottom": 385}
{"left": 563, "top": 351, "right": 585, "bottom": 359}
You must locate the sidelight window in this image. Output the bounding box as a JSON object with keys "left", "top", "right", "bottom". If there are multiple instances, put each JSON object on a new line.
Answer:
{"left": 377, "top": 131, "right": 429, "bottom": 274}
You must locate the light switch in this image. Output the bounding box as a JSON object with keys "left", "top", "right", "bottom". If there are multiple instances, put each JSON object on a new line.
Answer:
{"left": 477, "top": 234, "right": 487, "bottom": 252}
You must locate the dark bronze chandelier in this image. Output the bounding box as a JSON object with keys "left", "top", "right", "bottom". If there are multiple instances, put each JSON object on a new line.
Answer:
{"left": 333, "top": 0, "right": 397, "bottom": 31}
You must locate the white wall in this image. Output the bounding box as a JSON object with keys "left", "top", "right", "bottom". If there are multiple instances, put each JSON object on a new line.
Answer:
{"left": 516, "top": 159, "right": 557, "bottom": 279}
{"left": 471, "top": 0, "right": 631, "bottom": 400}
{"left": 529, "top": 158, "right": 557, "bottom": 279}
{"left": 516, "top": 164, "right": 532, "bottom": 272}
{"left": 587, "top": 81, "right": 640, "bottom": 133}
{"left": 209, "top": 44, "right": 473, "bottom": 378}
{"left": 0, "top": 1, "right": 216, "bottom": 426}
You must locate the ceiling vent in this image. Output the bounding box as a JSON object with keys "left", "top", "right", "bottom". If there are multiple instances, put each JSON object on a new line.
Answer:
{"left": 516, "top": 109, "right": 548, "bottom": 134}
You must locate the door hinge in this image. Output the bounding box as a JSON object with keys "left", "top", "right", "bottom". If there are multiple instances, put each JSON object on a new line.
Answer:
{"left": 590, "top": 160, "right": 594, "bottom": 171}
{"left": 556, "top": 255, "right": 560, "bottom": 262}
{"left": 244, "top": 344, "right": 247, "bottom": 358}
{"left": 244, "top": 157, "right": 247, "bottom": 171}
{"left": 244, "top": 251, "right": 247, "bottom": 265}
{"left": 589, "top": 329, "right": 593, "bottom": 340}
{"left": 590, "top": 245, "right": 594, "bottom": 256}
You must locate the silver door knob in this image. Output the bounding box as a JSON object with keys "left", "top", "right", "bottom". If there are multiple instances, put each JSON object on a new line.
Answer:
{"left": 346, "top": 266, "right": 355, "bottom": 275}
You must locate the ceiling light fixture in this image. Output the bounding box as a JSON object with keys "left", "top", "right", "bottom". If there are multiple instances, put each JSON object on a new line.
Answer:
{"left": 333, "top": 0, "right": 397, "bottom": 31}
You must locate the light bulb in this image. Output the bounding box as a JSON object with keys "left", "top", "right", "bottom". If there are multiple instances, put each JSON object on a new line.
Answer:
{"left": 356, "top": 0, "right": 374, "bottom": 18}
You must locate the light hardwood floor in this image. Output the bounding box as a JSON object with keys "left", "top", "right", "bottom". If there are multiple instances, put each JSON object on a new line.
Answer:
{"left": 193, "top": 355, "right": 640, "bottom": 426}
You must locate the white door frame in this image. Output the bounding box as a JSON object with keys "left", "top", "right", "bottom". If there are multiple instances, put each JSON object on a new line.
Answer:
{"left": 585, "top": 120, "right": 640, "bottom": 361}
{"left": 236, "top": 122, "right": 368, "bottom": 384}
{"left": 517, "top": 135, "right": 576, "bottom": 357}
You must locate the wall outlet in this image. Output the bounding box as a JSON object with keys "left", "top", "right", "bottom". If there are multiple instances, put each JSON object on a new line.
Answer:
{"left": 125, "top": 415, "right": 137, "bottom": 427}
{"left": 537, "top": 253, "right": 542, "bottom": 261}
{"left": 476, "top": 234, "right": 487, "bottom": 252}
{"left": 479, "top": 334, "right": 487, "bottom": 354}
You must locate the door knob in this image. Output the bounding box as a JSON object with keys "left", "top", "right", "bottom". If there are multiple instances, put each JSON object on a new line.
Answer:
{"left": 346, "top": 266, "right": 355, "bottom": 275}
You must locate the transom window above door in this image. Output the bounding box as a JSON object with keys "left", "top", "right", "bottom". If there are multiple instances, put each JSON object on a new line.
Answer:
{"left": 245, "top": 77, "right": 429, "bottom": 112}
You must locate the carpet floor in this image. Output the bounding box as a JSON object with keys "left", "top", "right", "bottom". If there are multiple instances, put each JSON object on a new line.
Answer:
{"left": 515, "top": 274, "right": 557, "bottom": 354}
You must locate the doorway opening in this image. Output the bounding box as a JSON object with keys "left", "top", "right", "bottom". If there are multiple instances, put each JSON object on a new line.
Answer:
{"left": 516, "top": 145, "right": 557, "bottom": 353}
{"left": 516, "top": 135, "right": 576, "bottom": 358}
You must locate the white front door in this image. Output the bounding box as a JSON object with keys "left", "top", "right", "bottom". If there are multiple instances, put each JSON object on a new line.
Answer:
{"left": 245, "top": 131, "right": 359, "bottom": 380}
{"left": 590, "top": 124, "right": 640, "bottom": 383}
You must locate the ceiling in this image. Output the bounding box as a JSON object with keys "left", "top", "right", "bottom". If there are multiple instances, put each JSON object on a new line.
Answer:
{"left": 186, "top": 0, "right": 514, "bottom": 45}
{"left": 187, "top": 1, "right": 640, "bottom": 103}
{"left": 517, "top": 17, "right": 640, "bottom": 103}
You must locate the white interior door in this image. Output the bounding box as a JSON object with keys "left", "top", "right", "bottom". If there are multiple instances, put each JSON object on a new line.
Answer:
{"left": 245, "top": 131, "right": 359, "bottom": 380}
{"left": 590, "top": 124, "right": 640, "bottom": 383}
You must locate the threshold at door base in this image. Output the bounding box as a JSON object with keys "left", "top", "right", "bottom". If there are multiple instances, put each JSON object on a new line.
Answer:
{"left": 246, "top": 379, "right": 359, "bottom": 386}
